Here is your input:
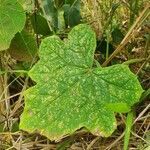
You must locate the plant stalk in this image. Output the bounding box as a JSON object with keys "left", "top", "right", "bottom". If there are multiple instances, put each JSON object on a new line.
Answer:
{"left": 123, "top": 110, "right": 134, "bottom": 150}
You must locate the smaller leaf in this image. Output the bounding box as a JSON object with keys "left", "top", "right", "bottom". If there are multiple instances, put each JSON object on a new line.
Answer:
{"left": 11, "top": 121, "right": 19, "bottom": 132}
{"left": 0, "top": 0, "right": 26, "bottom": 51}
{"left": 112, "top": 27, "right": 124, "bottom": 45}
{"left": 55, "top": 0, "right": 64, "bottom": 8}
{"left": 31, "top": 14, "right": 51, "bottom": 36}
{"left": 65, "top": 0, "right": 75, "bottom": 5}
{"left": 63, "top": 0, "right": 81, "bottom": 27}
{"left": 8, "top": 30, "right": 38, "bottom": 62}
{"left": 40, "top": 0, "right": 58, "bottom": 31}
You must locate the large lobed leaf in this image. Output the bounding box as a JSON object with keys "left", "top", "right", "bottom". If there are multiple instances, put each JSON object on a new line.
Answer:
{"left": 20, "top": 24, "right": 143, "bottom": 140}
{"left": 0, "top": 0, "right": 26, "bottom": 51}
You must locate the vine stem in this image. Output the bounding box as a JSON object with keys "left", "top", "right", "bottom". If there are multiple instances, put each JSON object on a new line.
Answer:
{"left": 123, "top": 58, "right": 145, "bottom": 65}
{"left": 123, "top": 111, "right": 134, "bottom": 150}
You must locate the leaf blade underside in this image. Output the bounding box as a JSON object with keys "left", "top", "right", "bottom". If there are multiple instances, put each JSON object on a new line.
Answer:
{"left": 20, "top": 24, "right": 143, "bottom": 140}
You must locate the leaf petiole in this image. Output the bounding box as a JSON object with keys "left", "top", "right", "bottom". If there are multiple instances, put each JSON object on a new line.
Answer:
{"left": 123, "top": 110, "right": 134, "bottom": 150}
{"left": 123, "top": 58, "right": 145, "bottom": 65}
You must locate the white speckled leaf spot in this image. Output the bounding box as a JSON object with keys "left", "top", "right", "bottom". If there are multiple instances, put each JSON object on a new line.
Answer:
{"left": 20, "top": 24, "right": 144, "bottom": 140}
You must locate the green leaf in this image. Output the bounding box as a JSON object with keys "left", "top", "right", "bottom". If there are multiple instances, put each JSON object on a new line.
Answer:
{"left": 20, "top": 24, "right": 143, "bottom": 140}
{"left": 112, "top": 27, "right": 124, "bottom": 45}
{"left": 55, "top": 0, "right": 64, "bottom": 8}
{"left": 63, "top": 0, "right": 81, "bottom": 27}
{"left": 0, "top": 0, "right": 26, "bottom": 51}
{"left": 30, "top": 14, "right": 51, "bottom": 36}
{"left": 8, "top": 30, "right": 38, "bottom": 62}
{"left": 40, "top": 0, "right": 58, "bottom": 31}
{"left": 65, "top": 0, "right": 75, "bottom": 5}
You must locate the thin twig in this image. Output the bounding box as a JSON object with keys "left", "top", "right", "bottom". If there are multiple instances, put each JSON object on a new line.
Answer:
{"left": 134, "top": 103, "right": 150, "bottom": 124}
{"left": 105, "top": 132, "right": 125, "bottom": 150}
{"left": 87, "top": 136, "right": 100, "bottom": 150}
